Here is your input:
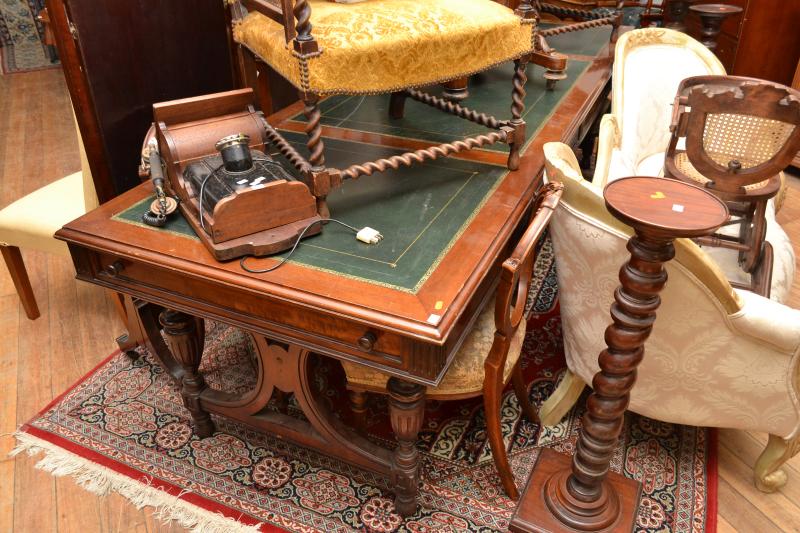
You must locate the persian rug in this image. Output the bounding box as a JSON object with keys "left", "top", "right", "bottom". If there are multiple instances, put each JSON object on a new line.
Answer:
{"left": 13, "top": 239, "right": 717, "bottom": 532}
{"left": 0, "top": 0, "right": 55, "bottom": 74}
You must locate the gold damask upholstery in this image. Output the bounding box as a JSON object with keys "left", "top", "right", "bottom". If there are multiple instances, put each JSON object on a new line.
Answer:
{"left": 342, "top": 294, "right": 527, "bottom": 396}
{"left": 233, "top": 0, "right": 535, "bottom": 94}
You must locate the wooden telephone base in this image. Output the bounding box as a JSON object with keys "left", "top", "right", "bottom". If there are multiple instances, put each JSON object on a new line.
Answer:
{"left": 153, "top": 89, "right": 322, "bottom": 261}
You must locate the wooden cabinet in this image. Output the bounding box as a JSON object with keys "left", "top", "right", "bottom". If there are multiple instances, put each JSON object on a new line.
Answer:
{"left": 685, "top": 0, "right": 800, "bottom": 86}
{"left": 46, "top": 0, "right": 237, "bottom": 201}
{"left": 792, "top": 60, "right": 800, "bottom": 169}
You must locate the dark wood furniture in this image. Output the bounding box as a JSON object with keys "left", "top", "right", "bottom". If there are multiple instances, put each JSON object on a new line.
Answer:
{"left": 45, "top": 0, "right": 236, "bottom": 200}
{"left": 664, "top": 0, "right": 693, "bottom": 31}
{"left": 689, "top": 3, "right": 743, "bottom": 51}
{"left": 344, "top": 183, "right": 563, "bottom": 500}
{"left": 664, "top": 75, "right": 800, "bottom": 297}
{"left": 793, "top": 60, "right": 800, "bottom": 169}
{"left": 151, "top": 89, "right": 323, "bottom": 259}
{"left": 685, "top": 0, "right": 800, "bottom": 86}
{"left": 229, "top": 0, "right": 594, "bottom": 219}
{"left": 55, "top": 40, "right": 615, "bottom": 517}
{"left": 510, "top": 176, "right": 729, "bottom": 533}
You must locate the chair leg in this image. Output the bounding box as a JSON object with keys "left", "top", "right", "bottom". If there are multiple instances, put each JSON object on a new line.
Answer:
{"left": 538, "top": 369, "right": 586, "bottom": 427}
{"left": 754, "top": 433, "right": 800, "bottom": 492}
{"left": 442, "top": 77, "right": 469, "bottom": 102}
{"left": 389, "top": 91, "right": 407, "bottom": 120}
{"left": 302, "top": 92, "right": 326, "bottom": 170}
{"left": 1, "top": 245, "right": 40, "bottom": 320}
{"left": 507, "top": 57, "right": 529, "bottom": 171}
{"left": 484, "top": 365, "right": 518, "bottom": 499}
{"left": 511, "top": 364, "right": 539, "bottom": 424}
{"left": 741, "top": 200, "right": 768, "bottom": 274}
{"left": 348, "top": 389, "right": 368, "bottom": 432}
{"left": 750, "top": 241, "right": 773, "bottom": 298}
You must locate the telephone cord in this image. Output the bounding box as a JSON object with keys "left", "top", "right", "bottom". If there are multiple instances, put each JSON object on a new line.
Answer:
{"left": 239, "top": 218, "right": 360, "bottom": 274}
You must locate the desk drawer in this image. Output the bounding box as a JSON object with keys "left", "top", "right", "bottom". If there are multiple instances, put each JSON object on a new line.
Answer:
{"left": 76, "top": 247, "right": 449, "bottom": 383}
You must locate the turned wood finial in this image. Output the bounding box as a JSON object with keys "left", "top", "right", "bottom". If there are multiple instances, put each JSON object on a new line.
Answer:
{"left": 515, "top": 0, "right": 537, "bottom": 19}
{"left": 293, "top": 0, "right": 313, "bottom": 42}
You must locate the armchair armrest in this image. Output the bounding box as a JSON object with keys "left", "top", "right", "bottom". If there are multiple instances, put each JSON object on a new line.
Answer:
{"left": 729, "top": 289, "right": 800, "bottom": 354}
{"left": 592, "top": 113, "right": 620, "bottom": 189}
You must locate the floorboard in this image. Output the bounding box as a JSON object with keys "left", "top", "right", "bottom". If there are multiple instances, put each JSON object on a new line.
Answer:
{"left": 1, "top": 67, "right": 800, "bottom": 532}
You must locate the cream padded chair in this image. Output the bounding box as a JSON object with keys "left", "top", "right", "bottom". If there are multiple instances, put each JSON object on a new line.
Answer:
{"left": 540, "top": 141, "right": 800, "bottom": 493}
{"left": 593, "top": 28, "right": 795, "bottom": 301}
{"left": 593, "top": 27, "right": 725, "bottom": 186}
{"left": 0, "top": 113, "right": 97, "bottom": 319}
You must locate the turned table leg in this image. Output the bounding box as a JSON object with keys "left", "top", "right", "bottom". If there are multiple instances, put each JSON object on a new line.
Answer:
{"left": 387, "top": 377, "right": 425, "bottom": 517}
{"left": 159, "top": 309, "right": 215, "bottom": 438}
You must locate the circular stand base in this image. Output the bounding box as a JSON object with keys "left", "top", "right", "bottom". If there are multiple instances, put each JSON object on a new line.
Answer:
{"left": 509, "top": 449, "right": 642, "bottom": 533}
{"left": 543, "top": 469, "right": 620, "bottom": 531}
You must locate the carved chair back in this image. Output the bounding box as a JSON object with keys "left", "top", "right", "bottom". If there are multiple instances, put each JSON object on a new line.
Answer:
{"left": 236, "top": 0, "right": 305, "bottom": 45}
{"left": 486, "top": 183, "right": 562, "bottom": 371}
{"left": 667, "top": 75, "right": 800, "bottom": 195}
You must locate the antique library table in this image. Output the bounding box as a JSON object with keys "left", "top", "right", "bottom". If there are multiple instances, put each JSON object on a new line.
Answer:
{"left": 56, "top": 27, "right": 617, "bottom": 517}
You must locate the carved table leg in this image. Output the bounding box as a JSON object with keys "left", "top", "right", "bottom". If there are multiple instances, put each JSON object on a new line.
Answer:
{"left": 159, "top": 309, "right": 215, "bottom": 438}
{"left": 348, "top": 389, "right": 368, "bottom": 432}
{"left": 387, "top": 377, "right": 426, "bottom": 517}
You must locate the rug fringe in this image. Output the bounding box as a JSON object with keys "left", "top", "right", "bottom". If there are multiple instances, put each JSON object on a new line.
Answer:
{"left": 11, "top": 431, "right": 263, "bottom": 533}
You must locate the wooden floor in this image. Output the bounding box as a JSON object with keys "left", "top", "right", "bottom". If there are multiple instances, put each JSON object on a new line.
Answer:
{"left": 1, "top": 68, "right": 799, "bottom": 533}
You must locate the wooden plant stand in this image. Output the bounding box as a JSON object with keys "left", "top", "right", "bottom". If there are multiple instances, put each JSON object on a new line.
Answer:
{"left": 510, "top": 176, "right": 728, "bottom": 532}
{"left": 689, "top": 4, "right": 743, "bottom": 51}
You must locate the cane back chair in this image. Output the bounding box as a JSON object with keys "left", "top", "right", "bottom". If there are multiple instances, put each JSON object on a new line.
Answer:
{"left": 665, "top": 75, "right": 800, "bottom": 297}
{"left": 341, "top": 182, "right": 563, "bottom": 500}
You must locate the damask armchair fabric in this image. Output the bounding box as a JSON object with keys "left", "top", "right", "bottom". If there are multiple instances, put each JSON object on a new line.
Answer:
{"left": 541, "top": 141, "right": 800, "bottom": 492}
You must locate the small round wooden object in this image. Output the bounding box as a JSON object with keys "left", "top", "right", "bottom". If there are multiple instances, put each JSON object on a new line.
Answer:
{"left": 604, "top": 176, "right": 729, "bottom": 239}
{"left": 689, "top": 4, "right": 744, "bottom": 51}
{"left": 510, "top": 177, "right": 727, "bottom": 533}
{"left": 150, "top": 196, "right": 178, "bottom": 217}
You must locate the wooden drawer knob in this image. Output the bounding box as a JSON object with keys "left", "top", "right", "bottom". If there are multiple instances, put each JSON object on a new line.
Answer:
{"left": 358, "top": 332, "right": 377, "bottom": 352}
{"left": 105, "top": 260, "right": 125, "bottom": 277}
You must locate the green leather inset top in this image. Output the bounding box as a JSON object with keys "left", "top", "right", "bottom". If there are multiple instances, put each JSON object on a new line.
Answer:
{"left": 291, "top": 59, "right": 591, "bottom": 151}
{"left": 114, "top": 133, "right": 507, "bottom": 292}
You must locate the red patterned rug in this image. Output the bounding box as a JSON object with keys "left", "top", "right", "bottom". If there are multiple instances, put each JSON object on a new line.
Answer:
{"left": 13, "top": 242, "right": 717, "bottom": 532}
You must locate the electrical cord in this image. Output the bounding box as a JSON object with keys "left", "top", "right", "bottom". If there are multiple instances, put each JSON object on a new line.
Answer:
{"left": 240, "top": 218, "right": 361, "bottom": 274}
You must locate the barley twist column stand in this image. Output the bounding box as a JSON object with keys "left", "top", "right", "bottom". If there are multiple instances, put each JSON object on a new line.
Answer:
{"left": 510, "top": 176, "right": 728, "bottom": 532}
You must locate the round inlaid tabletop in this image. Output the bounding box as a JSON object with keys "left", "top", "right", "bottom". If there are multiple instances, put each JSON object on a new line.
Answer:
{"left": 604, "top": 177, "right": 729, "bottom": 238}
{"left": 689, "top": 4, "right": 744, "bottom": 16}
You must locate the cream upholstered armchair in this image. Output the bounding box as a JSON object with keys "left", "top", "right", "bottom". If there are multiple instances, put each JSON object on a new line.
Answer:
{"left": 593, "top": 27, "right": 725, "bottom": 185}
{"left": 0, "top": 113, "right": 97, "bottom": 319}
{"left": 541, "top": 141, "right": 800, "bottom": 493}
{"left": 593, "top": 27, "right": 796, "bottom": 302}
